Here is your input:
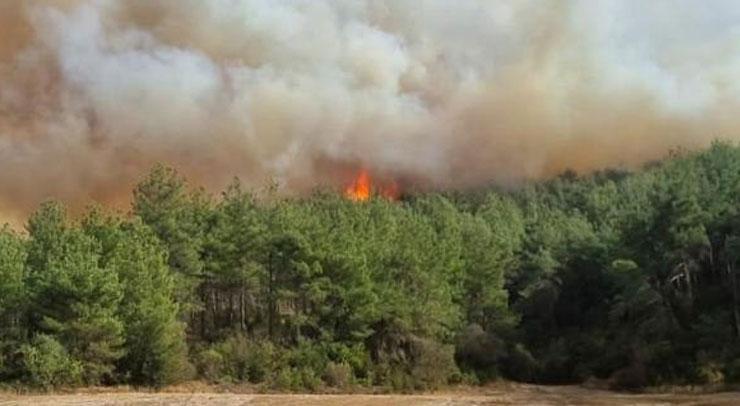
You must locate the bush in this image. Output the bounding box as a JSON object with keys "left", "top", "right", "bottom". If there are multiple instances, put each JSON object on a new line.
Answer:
{"left": 537, "top": 339, "right": 573, "bottom": 383}
{"left": 19, "top": 335, "right": 82, "bottom": 389}
{"left": 198, "top": 335, "right": 278, "bottom": 384}
{"left": 299, "top": 368, "right": 322, "bottom": 391}
{"left": 195, "top": 348, "right": 224, "bottom": 383}
{"left": 369, "top": 362, "right": 413, "bottom": 392}
{"left": 369, "top": 335, "right": 459, "bottom": 391}
{"left": 268, "top": 366, "right": 321, "bottom": 392}
{"left": 197, "top": 335, "right": 355, "bottom": 390}
{"left": 503, "top": 343, "right": 539, "bottom": 382}
{"left": 325, "top": 343, "right": 369, "bottom": 381}
{"left": 271, "top": 341, "right": 332, "bottom": 391}
{"left": 455, "top": 324, "right": 503, "bottom": 380}
{"left": 0, "top": 341, "right": 8, "bottom": 379}
{"left": 409, "top": 338, "right": 459, "bottom": 390}
{"left": 323, "top": 361, "right": 353, "bottom": 388}
{"left": 695, "top": 354, "right": 724, "bottom": 385}
{"left": 608, "top": 364, "right": 647, "bottom": 391}
{"left": 286, "top": 341, "right": 329, "bottom": 375}
{"left": 270, "top": 367, "right": 298, "bottom": 391}
{"left": 723, "top": 357, "right": 740, "bottom": 383}
{"left": 216, "top": 334, "right": 252, "bottom": 382}
{"left": 387, "top": 366, "right": 414, "bottom": 392}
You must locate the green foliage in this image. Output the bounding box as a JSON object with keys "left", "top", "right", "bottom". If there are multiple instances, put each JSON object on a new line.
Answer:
{"left": 97, "top": 220, "right": 193, "bottom": 386}
{"left": 208, "top": 335, "right": 276, "bottom": 384}
{"left": 323, "top": 361, "right": 353, "bottom": 388}
{"left": 19, "top": 335, "right": 83, "bottom": 389}
{"left": 0, "top": 227, "right": 27, "bottom": 379}
{"left": 270, "top": 366, "right": 321, "bottom": 392}
{"left": 26, "top": 203, "right": 124, "bottom": 385}
{"left": 504, "top": 343, "right": 539, "bottom": 382}
{"left": 408, "top": 338, "right": 459, "bottom": 390}
{"left": 455, "top": 324, "right": 504, "bottom": 380}
{"left": 0, "top": 227, "right": 26, "bottom": 317}
{"left": 5, "top": 143, "right": 740, "bottom": 390}
{"left": 194, "top": 348, "right": 224, "bottom": 383}
{"left": 132, "top": 165, "right": 208, "bottom": 314}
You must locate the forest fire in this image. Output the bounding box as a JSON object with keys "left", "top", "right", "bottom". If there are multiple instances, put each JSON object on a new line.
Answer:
{"left": 345, "top": 170, "right": 371, "bottom": 201}
{"left": 345, "top": 170, "right": 399, "bottom": 201}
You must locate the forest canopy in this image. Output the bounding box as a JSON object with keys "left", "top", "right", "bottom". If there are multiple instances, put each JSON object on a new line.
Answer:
{"left": 2, "top": 141, "right": 740, "bottom": 391}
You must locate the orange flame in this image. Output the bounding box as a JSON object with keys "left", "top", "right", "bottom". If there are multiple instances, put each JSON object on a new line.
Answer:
{"left": 345, "top": 169, "right": 371, "bottom": 201}
{"left": 345, "top": 170, "right": 399, "bottom": 202}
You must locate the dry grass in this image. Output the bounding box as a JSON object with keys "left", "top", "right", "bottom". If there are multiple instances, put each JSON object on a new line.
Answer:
{"left": 1, "top": 383, "right": 739, "bottom": 405}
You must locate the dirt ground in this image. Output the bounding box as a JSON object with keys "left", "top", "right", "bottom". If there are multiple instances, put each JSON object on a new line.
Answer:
{"left": 2, "top": 384, "right": 739, "bottom": 405}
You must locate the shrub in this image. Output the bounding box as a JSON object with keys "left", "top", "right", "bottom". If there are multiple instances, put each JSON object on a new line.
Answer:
{"left": 369, "top": 335, "right": 459, "bottom": 391}
{"left": 268, "top": 366, "right": 320, "bottom": 391}
{"left": 455, "top": 324, "right": 503, "bottom": 380}
{"left": 195, "top": 348, "right": 224, "bottom": 383}
{"left": 299, "top": 368, "right": 322, "bottom": 391}
{"left": 216, "top": 334, "right": 252, "bottom": 382}
{"left": 386, "top": 366, "right": 413, "bottom": 392}
{"left": 202, "top": 335, "right": 277, "bottom": 384}
{"left": 503, "top": 343, "right": 539, "bottom": 382}
{"left": 409, "top": 338, "right": 459, "bottom": 390}
{"left": 723, "top": 357, "right": 740, "bottom": 383}
{"left": 19, "top": 335, "right": 82, "bottom": 389}
{"left": 287, "top": 340, "right": 329, "bottom": 376}
{"left": 609, "top": 364, "right": 647, "bottom": 391}
{"left": 325, "top": 343, "right": 370, "bottom": 380}
{"left": 323, "top": 361, "right": 353, "bottom": 388}
{"left": 695, "top": 354, "right": 724, "bottom": 385}
{"left": 0, "top": 341, "right": 8, "bottom": 378}
{"left": 197, "top": 335, "right": 346, "bottom": 389}
{"left": 270, "top": 367, "right": 298, "bottom": 391}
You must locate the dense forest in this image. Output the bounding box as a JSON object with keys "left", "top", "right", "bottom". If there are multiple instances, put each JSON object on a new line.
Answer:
{"left": 2, "top": 141, "right": 740, "bottom": 391}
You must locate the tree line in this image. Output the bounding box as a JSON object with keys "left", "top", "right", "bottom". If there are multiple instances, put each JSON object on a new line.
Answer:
{"left": 2, "top": 141, "right": 740, "bottom": 391}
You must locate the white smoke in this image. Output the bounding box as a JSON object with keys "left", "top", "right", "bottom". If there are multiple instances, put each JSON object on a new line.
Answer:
{"left": 1, "top": 0, "right": 740, "bottom": 221}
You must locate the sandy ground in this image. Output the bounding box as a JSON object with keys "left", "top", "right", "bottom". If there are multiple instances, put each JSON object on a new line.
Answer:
{"left": 1, "top": 384, "right": 739, "bottom": 405}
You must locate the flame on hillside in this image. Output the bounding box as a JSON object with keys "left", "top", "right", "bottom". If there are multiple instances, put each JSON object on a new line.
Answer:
{"left": 345, "top": 170, "right": 399, "bottom": 202}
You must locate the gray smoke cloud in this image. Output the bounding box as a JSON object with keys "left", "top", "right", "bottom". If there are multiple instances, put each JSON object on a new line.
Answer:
{"left": 1, "top": 0, "right": 740, "bottom": 222}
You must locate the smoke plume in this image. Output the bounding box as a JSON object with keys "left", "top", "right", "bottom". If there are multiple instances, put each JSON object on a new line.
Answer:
{"left": 1, "top": 0, "right": 740, "bottom": 222}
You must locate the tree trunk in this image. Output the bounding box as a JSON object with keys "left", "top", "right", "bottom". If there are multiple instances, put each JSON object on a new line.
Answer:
{"left": 729, "top": 262, "right": 740, "bottom": 339}
{"left": 240, "top": 290, "right": 246, "bottom": 332}
{"left": 200, "top": 284, "right": 208, "bottom": 339}
{"left": 213, "top": 290, "right": 219, "bottom": 334}
{"left": 268, "top": 251, "right": 275, "bottom": 340}
{"left": 683, "top": 263, "right": 693, "bottom": 303}
{"left": 228, "top": 292, "right": 234, "bottom": 328}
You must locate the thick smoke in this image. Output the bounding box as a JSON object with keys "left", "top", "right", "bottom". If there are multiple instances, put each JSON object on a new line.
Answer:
{"left": 1, "top": 0, "right": 740, "bottom": 222}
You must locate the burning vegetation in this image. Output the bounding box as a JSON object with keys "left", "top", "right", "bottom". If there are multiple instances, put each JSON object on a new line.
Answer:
{"left": 1, "top": 0, "right": 739, "bottom": 224}
{"left": 345, "top": 170, "right": 400, "bottom": 202}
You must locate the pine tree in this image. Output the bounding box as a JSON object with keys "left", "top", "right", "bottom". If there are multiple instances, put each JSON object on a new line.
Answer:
{"left": 82, "top": 210, "right": 193, "bottom": 385}
{"left": 0, "top": 226, "right": 27, "bottom": 379}
{"left": 26, "top": 202, "right": 124, "bottom": 385}
{"left": 133, "top": 165, "right": 208, "bottom": 316}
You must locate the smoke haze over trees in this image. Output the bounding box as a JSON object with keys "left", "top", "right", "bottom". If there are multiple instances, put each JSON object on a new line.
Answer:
{"left": 3, "top": 0, "right": 740, "bottom": 393}
{"left": 2, "top": 0, "right": 740, "bottom": 222}
{"left": 2, "top": 143, "right": 740, "bottom": 390}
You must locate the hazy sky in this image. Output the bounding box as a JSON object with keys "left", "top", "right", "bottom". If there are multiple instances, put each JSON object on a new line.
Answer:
{"left": 1, "top": 0, "right": 739, "bottom": 221}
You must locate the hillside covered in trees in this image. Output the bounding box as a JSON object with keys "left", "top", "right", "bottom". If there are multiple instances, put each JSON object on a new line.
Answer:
{"left": 2, "top": 142, "right": 740, "bottom": 391}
